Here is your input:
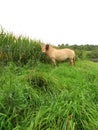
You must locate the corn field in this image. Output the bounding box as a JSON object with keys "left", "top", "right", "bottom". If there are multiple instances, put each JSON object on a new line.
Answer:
{"left": 0, "top": 28, "right": 44, "bottom": 65}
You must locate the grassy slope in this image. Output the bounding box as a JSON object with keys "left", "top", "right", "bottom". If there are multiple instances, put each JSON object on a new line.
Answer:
{"left": 0, "top": 60, "right": 98, "bottom": 130}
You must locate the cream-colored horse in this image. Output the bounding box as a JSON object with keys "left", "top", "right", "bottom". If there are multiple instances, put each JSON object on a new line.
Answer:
{"left": 41, "top": 44, "right": 75, "bottom": 65}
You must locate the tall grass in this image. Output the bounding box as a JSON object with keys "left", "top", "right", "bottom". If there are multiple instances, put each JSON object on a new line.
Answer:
{"left": 0, "top": 61, "right": 98, "bottom": 130}
{"left": 0, "top": 28, "right": 43, "bottom": 65}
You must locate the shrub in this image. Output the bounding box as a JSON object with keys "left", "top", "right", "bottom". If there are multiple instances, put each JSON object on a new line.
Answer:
{"left": 75, "top": 49, "right": 84, "bottom": 60}
{"left": 87, "top": 50, "right": 98, "bottom": 59}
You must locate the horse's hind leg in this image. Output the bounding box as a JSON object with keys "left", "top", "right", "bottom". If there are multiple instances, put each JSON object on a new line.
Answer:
{"left": 73, "top": 57, "right": 75, "bottom": 65}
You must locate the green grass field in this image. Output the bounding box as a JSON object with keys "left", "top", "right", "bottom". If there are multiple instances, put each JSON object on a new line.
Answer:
{"left": 0, "top": 60, "right": 98, "bottom": 130}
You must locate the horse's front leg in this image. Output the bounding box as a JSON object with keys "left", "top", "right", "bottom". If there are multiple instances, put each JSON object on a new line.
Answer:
{"left": 51, "top": 58, "right": 56, "bottom": 66}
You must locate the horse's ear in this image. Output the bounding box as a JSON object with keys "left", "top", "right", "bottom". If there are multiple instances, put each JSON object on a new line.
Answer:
{"left": 46, "top": 44, "right": 49, "bottom": 51}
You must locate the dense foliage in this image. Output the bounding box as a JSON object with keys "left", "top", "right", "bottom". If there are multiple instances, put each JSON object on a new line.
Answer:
{"left": 0, "top": 28, "right": 42, "bottom": 65}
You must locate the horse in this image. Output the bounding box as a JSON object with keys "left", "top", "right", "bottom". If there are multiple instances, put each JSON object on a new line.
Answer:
{"left": 41, "top": 44, "right": 75, "bottom": 65}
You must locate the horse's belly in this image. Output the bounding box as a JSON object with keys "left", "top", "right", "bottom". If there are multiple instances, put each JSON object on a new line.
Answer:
{"left": 56, "top": 55, "right": 68, "bottom": 61}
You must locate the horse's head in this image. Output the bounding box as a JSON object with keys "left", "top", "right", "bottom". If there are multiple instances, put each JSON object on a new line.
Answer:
{"left": 41, "top": 44, "right": 49, "bottom": 53}
{"left": 45, "top": 44, "right": 49, "bottom": 51}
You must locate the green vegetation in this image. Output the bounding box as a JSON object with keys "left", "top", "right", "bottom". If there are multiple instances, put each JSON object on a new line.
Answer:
{"left": 0, "top": 27, "right": 42, "bottom": 65}
{"left": 0, "top": 61, "right": 98, "bottom": 130}
{"left": 0, "top": 27, "right": 98, "bottom": 130}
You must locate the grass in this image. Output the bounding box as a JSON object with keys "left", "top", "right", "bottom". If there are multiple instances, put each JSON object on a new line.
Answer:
{"left": 0, "top": 60, "right": 98, "bottom": 130}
